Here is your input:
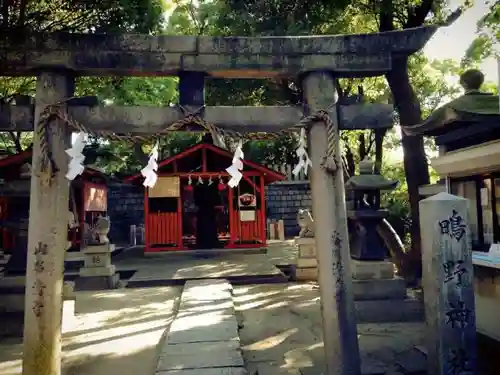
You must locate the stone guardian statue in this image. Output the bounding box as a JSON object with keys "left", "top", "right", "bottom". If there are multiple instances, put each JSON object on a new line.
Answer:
{"left": 297, "top": 208, "right": 315, "bottom": 238}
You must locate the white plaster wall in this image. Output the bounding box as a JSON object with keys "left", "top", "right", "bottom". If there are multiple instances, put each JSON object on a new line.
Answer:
{"left": 474, "top": 273, "right": 500, "bottom": 341}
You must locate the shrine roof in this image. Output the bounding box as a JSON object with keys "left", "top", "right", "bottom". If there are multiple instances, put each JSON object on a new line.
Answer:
{"left": 0, "top": 148, "right": 107, "bottom": 180}
{"left": 0, "top": 26, "right": 438, "bottom": 78}
{"left": 124, "top": 142, "right": 285, "bottom": 184}
{"left": 404, "top": 91, "right": 500, "bottom": 138}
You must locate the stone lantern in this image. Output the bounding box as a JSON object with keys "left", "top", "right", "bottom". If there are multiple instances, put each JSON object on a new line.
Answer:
{"left": 345, "top": 159, "right": 398, "bottom": 261}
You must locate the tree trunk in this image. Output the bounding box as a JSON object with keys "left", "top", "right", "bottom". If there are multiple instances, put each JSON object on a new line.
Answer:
{"left": 344, "top": 146, "right": 355, "bottom": 177}
{"left": 1, "top": 0, "right": 9, "bottom": 29}
{"left": 385, "top": 55, "right": 430, "bottom": 281}
{"left": 358, "top": 133, "right": 366, "bottom": 160}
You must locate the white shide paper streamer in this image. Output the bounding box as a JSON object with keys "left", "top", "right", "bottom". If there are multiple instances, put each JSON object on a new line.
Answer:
{"left": 226, "top": 140, "right": 244, "bottom": 188}
{"left": 141, "top": 143, "right": 159, "bottom": 188}
{"left": 65, "top": 132, "right": 87, "bottom": 181}
{"left": 292, "top": 128, "right": 312, "bottom": 177}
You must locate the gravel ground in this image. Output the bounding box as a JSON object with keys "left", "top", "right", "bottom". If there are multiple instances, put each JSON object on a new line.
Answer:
{"left": 234, "top": 282, "right": 425, "bottom": 375}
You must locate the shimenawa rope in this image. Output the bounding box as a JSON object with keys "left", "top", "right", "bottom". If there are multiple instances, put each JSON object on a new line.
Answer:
{"left": 35, "top": 100, "right": 339, "bottom": 184}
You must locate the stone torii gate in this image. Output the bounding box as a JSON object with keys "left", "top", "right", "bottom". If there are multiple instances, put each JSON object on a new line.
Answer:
{"left": 0, "top": 27, "right": 437, "bottom": 375}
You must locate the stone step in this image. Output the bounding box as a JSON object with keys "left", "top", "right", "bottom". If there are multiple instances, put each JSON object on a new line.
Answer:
{"left": 296, "top": 257, "right": 317, "bottom": 268}
{"left": 126, "top": 272, "right": 289, "bottom": 288}
{"left": 353, "top": 278, "right": 407, "bottom": 301}
{"left": 294, "top": 267, "right": 317, "bottom": 281}
{"left": 0, "top": 254, "right": 11, "bottom": 265}
{"left": 355, "top": 298, "right": 423, "bottom": 323}
{"left": 394, "top": 346, "right": 426, "bottom": 374}
{"left": 0, "top": 292, "right": 24, "bottom": 312}
{"left": 0, "top": 275, "right": 26, "bottom": 293}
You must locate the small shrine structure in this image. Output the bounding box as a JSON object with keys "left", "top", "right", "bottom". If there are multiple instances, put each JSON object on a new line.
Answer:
{"left": 0, "top": 148, "right": 108, "bottom": 271}
{"left": 125, "top": 138, "right": 284, "bottom": 251}
{"left": 407, "top": 69, "right": 500, "bottom": 343}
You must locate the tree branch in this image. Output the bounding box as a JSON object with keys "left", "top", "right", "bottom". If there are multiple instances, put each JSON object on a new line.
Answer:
{"left": 405, "top": 0, "right": 434, "bottom": 28}
{"left": 8, "top": 131, "right": 22, "bottom": 152}
{"left": 17, "top": 0, "right": 29, "bottom": 27}
{"left": 379, "top": 0, "right": 394, "bottom": 31}
{"left": 1, "top": 0, "right": 9, "bottom": 29}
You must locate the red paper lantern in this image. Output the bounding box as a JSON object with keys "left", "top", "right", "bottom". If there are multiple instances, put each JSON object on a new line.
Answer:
{"left": 218, "top": 183, "right": 226, "bottom": 191}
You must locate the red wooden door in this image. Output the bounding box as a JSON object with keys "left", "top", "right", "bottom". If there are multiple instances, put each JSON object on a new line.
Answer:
{"left": 146, "top": 212, "right": 181, "bottom": 250}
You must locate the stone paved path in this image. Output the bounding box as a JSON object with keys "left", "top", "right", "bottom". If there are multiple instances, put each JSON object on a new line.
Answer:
{"left": 155, "top": 279, "right": 247, "bottom": 375}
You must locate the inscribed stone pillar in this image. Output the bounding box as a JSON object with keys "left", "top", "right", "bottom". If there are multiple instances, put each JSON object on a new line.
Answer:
{"left": 302, "top": 71, "right": 361, "bottom": 375}
{"left": 22, "top": 72, "right": 74, "bottom": 375}
{"left": 420, "top": 192, "right": 476, "bottom": 375}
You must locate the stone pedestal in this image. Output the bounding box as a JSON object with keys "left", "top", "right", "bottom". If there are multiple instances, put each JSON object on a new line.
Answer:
{"left": 294, "top": 237, "right": 318, "bottom": 281}
{"left": 75, "top": 243, "right": 119, "bottom": 291}
{"left": 287, "top": 253, "right": 424, "bottom": 323}
{"left": 350, "top": 259, "right": 422, "bottom": 323}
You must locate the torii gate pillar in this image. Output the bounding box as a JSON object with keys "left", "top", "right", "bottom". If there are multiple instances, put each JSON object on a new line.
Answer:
{"left": 22, "top": 72, "right": 73, "bottom": 375}
{"left": 302, "top": 71, "right": 361, "bottom": 375}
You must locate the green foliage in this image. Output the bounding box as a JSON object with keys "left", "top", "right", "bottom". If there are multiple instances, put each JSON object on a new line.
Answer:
{"left": 0, "top": 0, "right": 170, "bottom": 160}
{"left": 0, "top": 76, "right": 36, "bottom": 153}
{"left": 410, "top": 56, "right": 463, "bottom": 118}
{"left": 381, "top": 160, "right": 412, "bottom": 247}
{"left": 463, "top": 0, "right": 499, "bottom": 64}
{"left": 0, "top": 0, "right": 165, "bottom": 33}
{"left": 77, "top": 77, "right": 179, "bottom": 106}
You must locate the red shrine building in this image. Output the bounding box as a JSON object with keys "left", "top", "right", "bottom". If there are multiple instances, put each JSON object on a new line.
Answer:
{"left": 125, "top": 141, "right": 285, "bottom": 252}
{"left": 0, "top": 149, "right": 108, "bottom": 260}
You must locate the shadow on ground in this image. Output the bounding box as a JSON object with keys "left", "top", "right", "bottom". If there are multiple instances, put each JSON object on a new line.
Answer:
{"left": 2, "top": 279, "right": 500, "bottom": 375}
{"left": 234, "top": 283, "right": 500, "bottom": 375}
{"left": 0, "top": 286, "right": 181, "bottom": 375}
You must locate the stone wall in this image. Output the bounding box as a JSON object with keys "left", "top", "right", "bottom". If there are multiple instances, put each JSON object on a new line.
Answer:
{"left": 266, "top": 181, "right": 311, "bottom": 238}
{"left": 107, "top": 183, "right": 144, "bottom": 245}
{"left": 106, "top": 181, "right": 312, "bottom": 243}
